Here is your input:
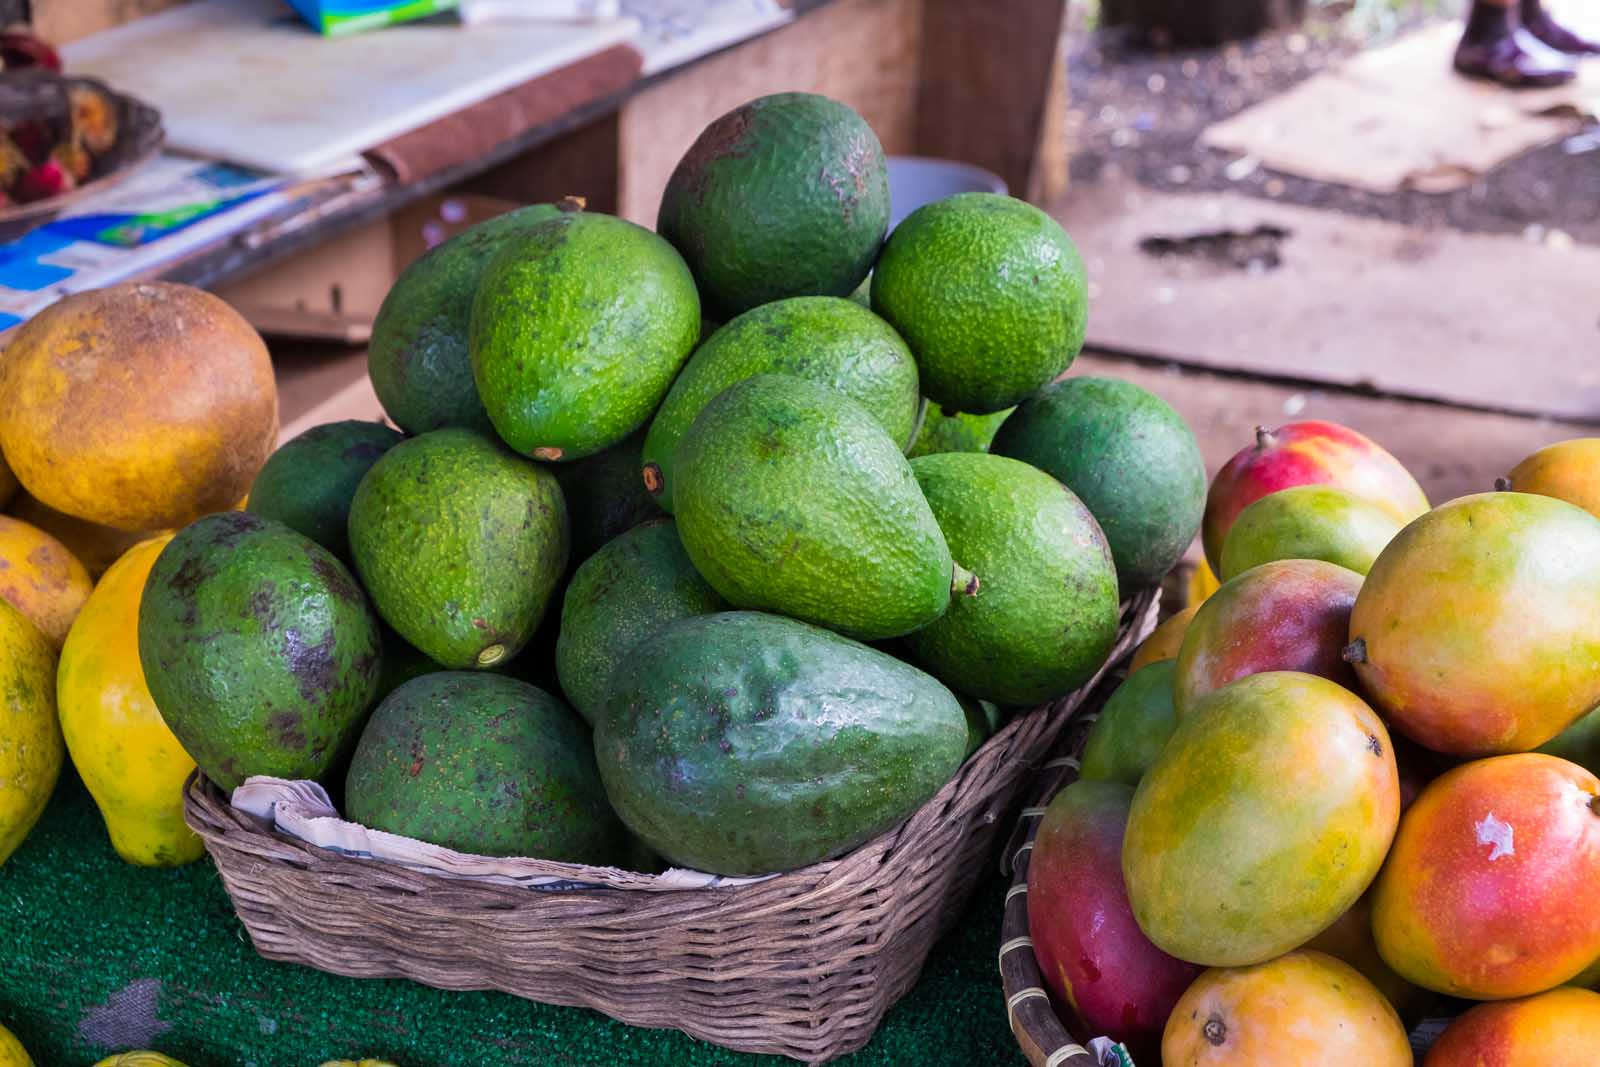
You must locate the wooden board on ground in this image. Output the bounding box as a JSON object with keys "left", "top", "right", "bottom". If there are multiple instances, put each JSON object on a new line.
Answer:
{"left": 1200, "top": 21, "right": 1596, "bottom": 194}
{"left": 1057, "top": 184, "right": 1600, "bottom": 424}
{"left": 1074, "top": 351, "right": 1582, "bottom": 506}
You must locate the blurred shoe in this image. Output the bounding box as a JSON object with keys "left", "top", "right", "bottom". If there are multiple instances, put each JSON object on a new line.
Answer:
{"left": 1456, "top": 3, "right": 1578, "bottom": 87}
{"left": 1522, "top": 0, "right": 1600, "bottom": 54}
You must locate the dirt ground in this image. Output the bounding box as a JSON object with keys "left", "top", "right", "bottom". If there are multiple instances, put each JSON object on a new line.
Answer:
{"left": 1064, "top": 2, "right": 1600, "bottom": 244}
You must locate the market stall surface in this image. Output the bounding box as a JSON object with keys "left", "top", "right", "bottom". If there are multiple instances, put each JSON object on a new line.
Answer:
{"left": 1, "top": 769, "right": 1025, "bottom": 1067}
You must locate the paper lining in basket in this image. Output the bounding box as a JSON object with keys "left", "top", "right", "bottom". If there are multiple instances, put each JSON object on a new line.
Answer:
{"left": 231, "top": 776, "right": 772, "bottom": 892}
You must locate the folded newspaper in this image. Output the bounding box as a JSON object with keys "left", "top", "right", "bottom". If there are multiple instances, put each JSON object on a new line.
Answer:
{"left": 231, "top": 775, "right": 772, "bottom": 892}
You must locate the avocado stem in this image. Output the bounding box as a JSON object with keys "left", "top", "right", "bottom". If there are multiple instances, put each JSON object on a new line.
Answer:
{"left": 477, "top": 644, "right": 507, "bottom": 667}
{"left": 557, "top": 195, "right": 587, "bottom": 213}
{"left": 952, "top": 563, "right": 980, "bottom": 598}
{"left": 642, "top": 462, "right": 665, "bottom": 496}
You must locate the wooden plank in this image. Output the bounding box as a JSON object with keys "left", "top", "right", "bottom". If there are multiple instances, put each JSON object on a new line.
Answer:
{"left": 1056, "top": 184, "right": 1600, "bottom": 423}
{"left": 1072, "top": 352, "right": 1584, "bottom": 506}
{"left": 915, "top": 0, "right": 1069, "bottom": 201}
{"left": 615, "top": 0, "right": 924, "bottom": 224}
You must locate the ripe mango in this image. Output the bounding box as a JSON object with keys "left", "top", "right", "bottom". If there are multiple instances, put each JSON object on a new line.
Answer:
{"left": 1348, "top": 492, "right": 1600, "bottom": 755}
{"left": 1423, "top": 986, "right": 1600, "bottom": 1066}
{"left": 1028, "top": 779, "right": 1200, "bottom": 1060}
{"left": 1372, "top": 753, "right": 1600, "bottom": 999}
{"left": 1173, "top": 558, "right": 1361, "bottom": 715}
{"left": 1163, "top": 950, "right": 1411, "bottom": 1067}
{"left": 1201, "top": 420, "right": 1427, "bottom": 573}
{"left": 1124, "top": 671, "right": 1399, "bottom": 967}
{"left": 1504, "top": 437, "right": 1600, "bottom": 519}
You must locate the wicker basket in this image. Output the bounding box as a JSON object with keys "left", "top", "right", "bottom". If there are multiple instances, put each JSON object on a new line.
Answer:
{"left": 997, "top": 668, "right": 1136, "bottom": 1067}
{"left": 185, "top": 591, "right": 1159, "bottom": 1064}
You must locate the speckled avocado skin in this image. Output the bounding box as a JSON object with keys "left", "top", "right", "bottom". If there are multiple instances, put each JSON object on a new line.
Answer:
{"left": 347, "top": 429, "right": 569, "bottom": 670}
{"left": 549, "top": 426, "right": 662, "bottom": 566}
{"left": 641, "top": 296, "right": 920, "bottom": 512}
{"left": 657, "top": 92, "right": 890, "bottom": 319}
{"left": 907, "top": 399, "right": 1014, "bottom": 459}
{"left": 345, "top": 671, "right": 627, "bottom": 863}
{"left": 555, "top": 519, "right": 725, "bottom": 726}
{"left": 137, "top": 511, "right": 382, "bottom": 791}
{"left": 247, "top": 419, "right": 405, "bottom": 562}
{"left": 368, "top": 204, "right": 562, "bottom": 436}
{"left": 594, "top": 611, "right": 968, "bottom": 875}
{"left": 904, "top": 452, "right": 1120, "bottom": 707}
{"left": 872, "top": 193, "right": 1089, "bottom": 415}
{"left": 992, "top": 376, "right": 1205, "bottom": 590}
{"left": 672, "top": 374, "right": 955, "bottom": 641}
{"left": 469, "top": 209, "right": 700, "bottom": 462}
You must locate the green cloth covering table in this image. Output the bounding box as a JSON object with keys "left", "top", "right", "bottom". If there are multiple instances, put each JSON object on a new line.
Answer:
{"left": 0, "top": 769, "right": 1029, "bottom": 1066}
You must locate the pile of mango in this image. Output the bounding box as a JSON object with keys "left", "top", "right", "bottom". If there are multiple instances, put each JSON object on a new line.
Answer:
{"left": 1028, "top": 423, "right": 1600, "bottom": 1064}
{"left": 0, "top": 86, "right": 1212, "bottom": 938}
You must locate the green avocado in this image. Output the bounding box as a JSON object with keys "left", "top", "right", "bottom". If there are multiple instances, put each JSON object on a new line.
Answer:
{"left": 1079, "top": 660, "right": 1180, "bottom": 786}
{"left": 959, "top": 692, "right": 1005, "bottom": 757}
{"left": 594, "top": 611, "right": 968, "bottom": 875}
{"left": 872, "top": 193, "right": 1088, "bottom": 414}
{"left": 373, "top": 624, "right": 443, "bottom": 703}
{"left": 137, "top": 512, "right": 382, "bottom": 791}
{"left": 640, "top": 296, "right": 920, "bottom": 511}
{"left": 246, "top": 420, "right": 404, "bottom": 562}
{"left": 347, "top": 429, "right": 569, "bottom": 670}
{"left": 368, "top": 204, "right": 562, "bottom": 436}
{"left": 657, "top": 92, "right": 890, "bottom": 319}
{"left": 549, "top": 427, "right": 662, "bottom": 565}
{"left": 1218, "top": 484, "right": 1403, "bottom": 581}
{"left": 907, "top": 399, "right": 1014, "bottom": 458}
{"left": 672, "top": 374, "right": 961, "bottom": 641}
{"left": 345, "top": 672, "right": 627, "bottom": 863}
{"left": 905, "top": 452, "right": 1120, "bottom": 707}
{"left": 992, "top": 376, "right": 1205, "bottom": 590}
{"left": 555, "top": 519, "right": 726, "bottom": 726}
{"left": 469, "top": 206, "right": 700, "bottom": 462}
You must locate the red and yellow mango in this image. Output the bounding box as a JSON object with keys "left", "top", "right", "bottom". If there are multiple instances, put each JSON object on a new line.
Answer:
{"left": 1162, "top": 949, "right": 1411, "bottom": 1067}
{"left": 1200, "top": 420, "right": 1428, "bottom": 573}
{"left": 1504, "top": 437, "right": 1600, "bottom": 520}
{"left": 1027, "top": 779, "right": 1201, "bottom": 1060}
{"left": 1423, "top": 986, "right": 1600, "bottom": 1066}
{"left": 1348, "top": 492, "right": 1600, "bottom": 756}
{"left": 1172, "top": 558, "right": 1362, "bottom": 715}
{"left": 1372, "top": 753, "right": 1600, "bottom": 999}
{"left": 1123, "top": 671, "right": 1399, "bottom": 967}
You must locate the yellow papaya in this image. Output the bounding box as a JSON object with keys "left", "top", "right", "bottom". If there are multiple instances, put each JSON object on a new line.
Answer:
{"left": 59, "top": 534, "right": 203, "bottom": 867}
{"left": 0, "top": 598, "right": 60, "bottom": 865}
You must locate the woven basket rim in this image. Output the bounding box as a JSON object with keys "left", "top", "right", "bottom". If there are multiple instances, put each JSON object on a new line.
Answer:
{"left": 997, "top": 654, "right": 1140, "bottom": 1067}
{"left": 187, "top": 589, "right": 1162, "bottom": 898}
